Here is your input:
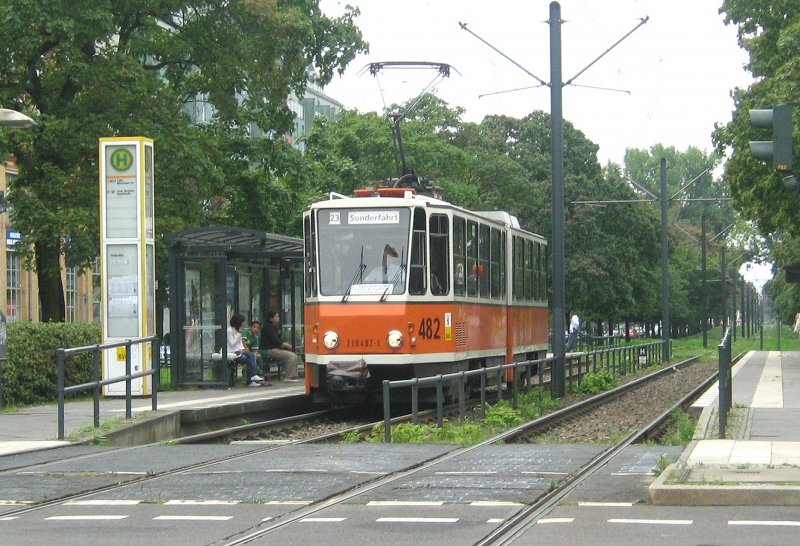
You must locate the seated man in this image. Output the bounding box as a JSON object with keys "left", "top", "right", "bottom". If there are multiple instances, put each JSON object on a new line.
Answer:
{"left": 261, "top": 309, "right": 301, "bottom": 382}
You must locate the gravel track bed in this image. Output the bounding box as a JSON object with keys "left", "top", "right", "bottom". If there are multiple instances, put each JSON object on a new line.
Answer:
{"left": 539, "top": 360, "right": 717, "bottom": 443}
{"left": 232, "top": 360, "right": 717, "bottom": 444}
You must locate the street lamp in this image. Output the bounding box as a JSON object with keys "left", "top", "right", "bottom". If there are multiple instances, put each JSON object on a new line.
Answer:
{"left": 0, "top": 108, "right": 36, "bottom": 214}
{"left": 0, "top": 108, "right": 36, "bottom": 128}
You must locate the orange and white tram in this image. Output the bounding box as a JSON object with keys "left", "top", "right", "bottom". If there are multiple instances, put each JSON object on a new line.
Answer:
{"left": 302, "top": 186, "right": 549, "bottom": 402}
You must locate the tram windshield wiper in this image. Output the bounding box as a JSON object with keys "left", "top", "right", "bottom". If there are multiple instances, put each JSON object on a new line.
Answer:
{"left": 380, "top": 255, "right": 406, "bottom": 302}
{"left": 342, "top": 246, "right": 366, "bottom": 302}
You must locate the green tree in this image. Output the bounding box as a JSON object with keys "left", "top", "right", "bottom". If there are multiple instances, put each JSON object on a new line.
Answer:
{"left": 713, "top": 1, "right": 799, "bottom": 236}
{"left": 0, "top": 0, "right": 366, "bottom": 321}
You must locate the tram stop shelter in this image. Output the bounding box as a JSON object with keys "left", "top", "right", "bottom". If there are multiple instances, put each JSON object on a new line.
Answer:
{"left": 166, "top": 226, "right": 304, "bottom": 388}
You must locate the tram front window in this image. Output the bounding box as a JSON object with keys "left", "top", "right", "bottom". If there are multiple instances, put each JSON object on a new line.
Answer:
{"left": 317, "top": 208, "right": 411, "bottom": 296}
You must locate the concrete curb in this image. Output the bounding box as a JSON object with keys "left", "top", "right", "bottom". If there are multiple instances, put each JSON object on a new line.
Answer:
{"left": 649, "top": 461, "right": 800, "bottom": 506}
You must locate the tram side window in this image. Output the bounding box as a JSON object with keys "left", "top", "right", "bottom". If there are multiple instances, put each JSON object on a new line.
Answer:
{"left": 303, "top": 215, "right": 317, "bottom": 297}
{"left": 525, "top": 239, "right": 534, "bottom": 300}
{"left": 513, "top": 236, "right": 523, "bottom": 301}
{"left": 490, "top": 228, "right": 502, "bottom": 299}
{"left": 539, "top": 244, "right": 550, "bottom": 301}
{"left": 454, "top": 217, "right": 466, "bottom": 296}
{"left": 409, "top": 208, "right": 427, "bottom": 295}
{"left": 478, "top": 224, "right": 490, "bottom": 298}
{"left": 466, "top": 220, "right": 479, "bottom": 297}
{"left": 533, "top": 241, "right": 540, "bottom": 301}
{"left": 429, "top": 214, "right": 449, "bottom": 295}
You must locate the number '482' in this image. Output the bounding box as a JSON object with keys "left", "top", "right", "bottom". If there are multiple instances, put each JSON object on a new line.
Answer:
{"left": 418, "top": 317, "right": 440, "bottom": 339}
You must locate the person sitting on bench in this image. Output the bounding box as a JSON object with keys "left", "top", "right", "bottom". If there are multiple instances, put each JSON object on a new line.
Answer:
{"left": 228, "top": 314, "right": 269, "bottom": 387}
{"left": 261, "top": 309, "right": 301, "bottom": 382}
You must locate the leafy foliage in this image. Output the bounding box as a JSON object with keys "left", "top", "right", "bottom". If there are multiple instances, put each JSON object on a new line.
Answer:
{"left": 0, "top": 0, "right": 366, "bottom": 321}
{"left": 2, "top": 322, "right": 100, "bottom": 407}
{"left": 712, "top": 1, "right": 800, "bottom": 318}
{"left": 662, "top": 409, "right": 696, "bottom": 446}
{"left": 571, "top": 369, "right": 616, "bottom": 395}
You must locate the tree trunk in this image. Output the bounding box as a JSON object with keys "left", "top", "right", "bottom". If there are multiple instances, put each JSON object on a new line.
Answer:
{"left": 35, "top": 240, "right": 65, "bottom": 322}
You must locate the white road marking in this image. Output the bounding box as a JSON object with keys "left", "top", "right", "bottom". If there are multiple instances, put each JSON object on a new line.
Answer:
{"left": 377, "top": 517, "right": 459, "bottom": 523}
{"left": 487, "top": 518, "right": 505, "bottom": 523}
{"left": 729, "top": 520, "right": 800, "bottom": 527}
{"left": 263, "top": 500, "right": 312, "bottom": 505}
{"left": 64, "top": 500, "right": 141, "bottom": 506}
{"left": 0, "top": 501, "right": 32, "bottom": 505}
{"left": 164, "top": 500, "right": 239, "bottom": 505}
{"left": 46, "top": 515, "right": 129, "bottom": 521}
{"left": 609, "top": 518, "right": 692, "bottom": 525}
{"left": 0, "top": 517, "right": 19, "bottom": 521}
{"left": 537, "top": 518, "right": 574, "bottom": 524}
{"left": 521, "top": 471, "right": 568, "bottom": 476}
{"left": 578, "top": 501, "right": 633, "bottom": 507}
{"left": 367, "top": 501, "right": 444, "bottom": 506}
{"left": 154, "top": 515, "right": 233, "bottom": 521}
{"left": 435, "top": 471, "right": 498, "bottom": 475}
{"left": 470, "top": 501, "right": 523, "bottom": 507}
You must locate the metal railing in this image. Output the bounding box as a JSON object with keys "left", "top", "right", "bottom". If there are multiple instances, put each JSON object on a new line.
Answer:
{"left": 717, "top": 327, "right": 733, "bottom": 438}
{"left": 380, "top": 339, "right": 664, "bottom": 442}
{"left": 57, "top": 336, "right": 159, "bottom": 440}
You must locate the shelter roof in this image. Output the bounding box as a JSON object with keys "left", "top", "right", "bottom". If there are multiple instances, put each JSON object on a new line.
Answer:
{"left": 168, "top": 226, "right": 303, "bottom": 259}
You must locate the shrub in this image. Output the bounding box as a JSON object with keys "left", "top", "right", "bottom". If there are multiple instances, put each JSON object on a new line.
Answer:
{"left": 662, "top": 409, "right": 696, "bottom": 445}
{"left": 483, "top": 403, "right": 523, "bottom": 429}
{"left": 571, "top": 369, "right": 616, "bottom": 395}
{"left": 2, "top": 322, "right": 100, "bottom": 407}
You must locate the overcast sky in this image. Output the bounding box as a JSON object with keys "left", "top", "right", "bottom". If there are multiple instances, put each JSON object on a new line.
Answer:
{"left": 319, "top": 0, "right": 754, "bottom": 167}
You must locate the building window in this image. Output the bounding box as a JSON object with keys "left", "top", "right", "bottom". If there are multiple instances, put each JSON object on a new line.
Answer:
{"left": 6, "top": 251, "right": 21, "bottom": 322}
{"left": 66, "top": 266, "right": 77, "bottom": 322}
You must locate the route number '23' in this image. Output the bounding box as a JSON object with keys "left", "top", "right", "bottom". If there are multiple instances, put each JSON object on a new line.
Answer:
{"left": 418, "top": 317, "right": 441, "bottom": 340}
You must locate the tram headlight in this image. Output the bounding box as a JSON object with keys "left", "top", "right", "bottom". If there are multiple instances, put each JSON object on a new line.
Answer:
{"left": 387, "top": 330, "right": 403, "bottom": 349}
{"left": 322, "top": 331, "right": 340, "bottom": 350}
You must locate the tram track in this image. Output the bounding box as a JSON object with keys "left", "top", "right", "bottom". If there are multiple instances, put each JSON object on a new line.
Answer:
{"left": 0, "top": 355, "right": 717, "bottom": 539}
{"left": 216, "top": 356, "right": 718, "bottom": 545}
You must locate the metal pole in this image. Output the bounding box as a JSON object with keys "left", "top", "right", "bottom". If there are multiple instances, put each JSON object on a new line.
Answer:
{"left": 550, "top": 1, "right": 566, "bottom": 399}
{"left": 721, "top": 245, "right": 728, "bottom": 333}
{"left": 125, "top": 340, "right": 132, "bottom": 419}
{"left": 436, "top": 376, "right": 444, "bottom": 427}
{"left": 740, "top": 280, "right": 746, "bottom": 339}
{"left": 660, "top": 158, "right": 671, "bottom": 362}
{"left": 701, "top": 213, "right": 707, "bottom": 348}
{"left": 411, "top": 378, "right": 419, "bottom": 424}
{"left": 459, "top": 371, "right": 466, "bottom": 423}
{"left": 57, "top": 349, "right": 66, "bottom": 440}
{"left": 480, "top": 371, "right": 486, "bottom": 419}
{"left": 152, "top": 338, "right": 159, "bottom": 412}
{"left": 93, "top": 347, "right": 101, "bottom": 429}
{"left": 732, "top": 274, "right": 738, "bottom": 341}
{"left": 383, "top": 380, "right": 391, "bottom": 443}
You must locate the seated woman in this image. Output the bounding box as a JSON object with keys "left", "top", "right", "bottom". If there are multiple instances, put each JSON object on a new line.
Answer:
{"left": 228, "top": 313, "right": 269, "bottom": 387}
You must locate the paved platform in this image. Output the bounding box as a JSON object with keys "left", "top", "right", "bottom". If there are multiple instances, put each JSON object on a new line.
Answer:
{"left": 0, "top": 380, "right": 308, "bottom": 456}
{"left": 650, "top": 350, "right": 800, "bottom": 505}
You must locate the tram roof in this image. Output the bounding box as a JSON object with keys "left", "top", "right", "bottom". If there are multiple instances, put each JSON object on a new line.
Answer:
{"left": 167, "top": 226, "right": 303, "bottom": 259}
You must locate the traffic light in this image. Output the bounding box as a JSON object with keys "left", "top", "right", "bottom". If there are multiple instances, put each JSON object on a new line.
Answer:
{"left": 749, "top": 103, "right": 793, "bottom": 172}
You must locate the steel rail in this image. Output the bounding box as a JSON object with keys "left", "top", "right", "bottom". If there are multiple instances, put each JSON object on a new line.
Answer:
{"left": 221, "top": 356, "right": 707, "bottom": 545}
{"left": 477, "top": 357, "right": 730, "bottom": 545}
